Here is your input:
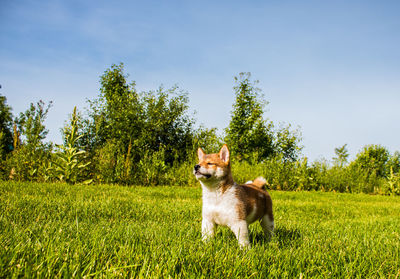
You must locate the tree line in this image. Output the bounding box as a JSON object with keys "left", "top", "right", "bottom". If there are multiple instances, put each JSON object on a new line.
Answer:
{"left": 0, "top": 64, "right": 399, "bottom": 195}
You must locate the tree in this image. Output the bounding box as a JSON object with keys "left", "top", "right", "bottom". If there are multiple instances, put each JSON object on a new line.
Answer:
{"left": 387, "top": 151, "right": 400, "bottom": 174}
{"left": 274, "top": 124, "right": 302, "bottom": 162}
{"left": 84, "top": 63, "right": 142, "bottom": 152}
{"left": 333, "top": 144, "right": 349, "bottom": 167}
{"left": 9, "top": 100, "right": 53, "bottom": 180}
{"left": 140, "top": 86, "right": 195, "bottom": 164}
{"left": 82, "top": 64, "right": 142, "bottom": 183}
{"left": 84, "top": 63, "right": 197, "bottom": 183}
{"left": 352, "top": 144, "right": 390, "bottom": 177}
{"left": 193, "top": 126, "right": 223, "bottom": 155}
{"left": 225, "top": 72, "right": 274, "bottom": 162}
{"left": 0, "top": 94, "right": 13, "bottom": 179}
{"left": 16, "top": 100, "right": 52, "bottom": 149}
{"left": 0, "top": 94, "right": 13, "bottom": 159}
{"left": 225, "top": 72, "right": 302, "bottom": 162}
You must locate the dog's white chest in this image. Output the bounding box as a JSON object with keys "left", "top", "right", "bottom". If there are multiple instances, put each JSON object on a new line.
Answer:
{"left": 201, "top": 186, "right": 239, "bottom": 226}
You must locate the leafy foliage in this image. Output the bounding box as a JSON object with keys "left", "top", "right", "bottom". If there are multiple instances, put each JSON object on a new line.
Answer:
{"left": 0, "top": 94, "right": 14, "bottom": 178}
{"left": 333, "top": 144, "right": 349, "bottom": 167}
{"left": 82, "top": 63, "right": 141, "bottom": 153}
{"left": 93, "top": 139, "right": 126, "bottom": 184}
{"left": 225, "top": 72, "right": 301, "bottom": 162}
{"left": 385, "top": 167, "right": 400, "bottom": 195}
{"left": 193, "top": 126, "right": 223, "bottom": 154}
{"left": 138, "top": 146, "right": 167, "bottom": 185}
{"left": 52, "top": 107, "right": 91, "bottom": 184}
{"left": 225, "top": 72, "right": 274, "bottom": 162}
{"left": 274, "top": 124, "right": 302, "bottom": 162}
{"left": 351, "top": 144, "right": 390, "bottom": 177}
{"left": 140, "top": 87, "right": 195, "bottom": 164}
{"left": 1, "top": 65, "right": 399, "bottom": 194}
{"left": 0, "top": 94, "right": 13, "bottom": 158}
{"left": 84, "top": 63, "right": 196, "bottom": 184}
{"left": 16, "top": 100, "right": 52, "bottom": 149}
{"left": 7, "top": 100, "right": 53, "bottom": 181}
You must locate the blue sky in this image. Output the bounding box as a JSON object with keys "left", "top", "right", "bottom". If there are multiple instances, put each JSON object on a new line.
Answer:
{"left": 1, "top": 0, "right": 399, "bottom": 161}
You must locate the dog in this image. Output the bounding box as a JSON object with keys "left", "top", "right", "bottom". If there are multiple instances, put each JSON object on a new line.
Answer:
{"left": 194, "top": 144, "right": 274, "bottom": 247}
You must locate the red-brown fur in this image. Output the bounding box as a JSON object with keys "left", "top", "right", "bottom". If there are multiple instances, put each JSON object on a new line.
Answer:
{"left": 236, "top": 183, "right": 274, "bottom": 222}
{"left": 195, "top": 145, "right": 274, "bottom": 247}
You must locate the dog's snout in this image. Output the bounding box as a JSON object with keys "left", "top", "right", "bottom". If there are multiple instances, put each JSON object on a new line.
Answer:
{"left": 194, "top": 164, "right": 200, "bottom": 171}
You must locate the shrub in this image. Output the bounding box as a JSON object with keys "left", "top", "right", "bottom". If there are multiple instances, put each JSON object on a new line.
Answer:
{"left": 352, "top": 145, "right": 390, "bottom": 177}
{"left": 383, "top": 167, "right": 400, "bottom": 195}
{"left": 52, "top": 107, "right": 92, "bottom": 184}
{"left": 93, "top": 139, "right": 125, "bottom": 184}
{"left": 7, "top": 100, "right": 52, "bottom": 181}
{"left": 0, "top": 94, "right": 13, "bottom": 179}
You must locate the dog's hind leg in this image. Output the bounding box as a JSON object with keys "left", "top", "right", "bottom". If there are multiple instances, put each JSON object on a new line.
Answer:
{"left": 260, "top": 214, "right": 274, "bottom": 236}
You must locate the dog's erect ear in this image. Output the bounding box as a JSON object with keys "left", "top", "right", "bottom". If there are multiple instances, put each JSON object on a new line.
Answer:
{"left": 197, "top": 147, "right": 205, "bottom": 160}
{"left": 219, "top": 144, "right": 230, "bottom": 164}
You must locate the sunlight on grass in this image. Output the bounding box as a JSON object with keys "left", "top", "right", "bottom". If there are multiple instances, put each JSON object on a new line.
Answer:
{"left": 1, "top": 182, "right": 399, "bottom": 278}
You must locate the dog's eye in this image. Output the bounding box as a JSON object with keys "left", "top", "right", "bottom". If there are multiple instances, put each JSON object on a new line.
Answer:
{"left": 207, "top": 163, "right": 215, "bottom": 166}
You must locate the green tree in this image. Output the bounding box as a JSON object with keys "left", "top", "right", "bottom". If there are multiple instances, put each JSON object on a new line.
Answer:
{"left": 225, "top": 72, "right": 274, "bottom": 162}
{"left": 16, "top": 100, "right": 52, "bottom": 149}
{"left": 193, "top": 126, "right": 223, "bottom": 154}
{"left": 333, "top": 144, "right": 349, "bottom": 167}
{"left": 85, "top": 63, "right": 196, "bottom": 184}
{"left": 225, "top": 72, "right": 302, "bottom": 162}
{"left": 0, "top": 94, "right": 13, "bottom": 159}
{"left": 387, "top": 151, "right": 400, "bottom": 174}
{"left": 275, "top": 124, "right": 302, "bottom": 162}
{"left": 0, "top": 94, "right": 13, "bottom": 179}
{"left": 8, "top": 100, "right": 53, "bottom": 181}
{"left": 99, "top": 63, "right": 142, "bottom": 146}
{"left": 82, "top": 63, "right": 143, "bottom": 183}
{"left": 140, "top": 86, "right": 195, "bottom": 164}
{"left": 84, "top": 63, "right": 142, "bottom": 152}
{"left": 352, "top": 144, "right": 390, "bottom": 177}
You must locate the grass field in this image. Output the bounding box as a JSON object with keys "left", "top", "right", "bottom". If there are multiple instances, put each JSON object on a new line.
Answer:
{"left": 1, "top": 182, "right": 400, "bottom": 278}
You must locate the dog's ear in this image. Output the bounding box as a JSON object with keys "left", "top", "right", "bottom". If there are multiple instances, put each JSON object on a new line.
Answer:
{"left": 219, "top": 144, "right": 230, "bottom": 164}
{"left": 197, "top": 147, "right": 205, "bottom": 160}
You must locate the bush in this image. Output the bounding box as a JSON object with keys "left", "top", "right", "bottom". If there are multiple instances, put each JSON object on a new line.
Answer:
{"left": 137, "top": 147, "right": 167, "bottom": 186}
{"left": 93, "top": 139, "right": 125, "bottom": 184}
{"left": 6, "top": 145, "right": 52, "bottom": 182}
{"left": 380, "top": 167, "right": 400, "bottom": 196}
{"left": 7, "top": 100, "right": 53, "bottom": 181}
{"left": 52, "top": 107, "right": 92, "bottom": 184}
{"left": 1, "top": 65, "right": 400, "bottom": 196}
{"left": 352, "top": 145, "right": 390, "bottom": 177}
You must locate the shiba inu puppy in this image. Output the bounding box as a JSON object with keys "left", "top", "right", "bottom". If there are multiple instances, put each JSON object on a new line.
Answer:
{"left": 194, "top": 144, "right": 274, "bottom": 247}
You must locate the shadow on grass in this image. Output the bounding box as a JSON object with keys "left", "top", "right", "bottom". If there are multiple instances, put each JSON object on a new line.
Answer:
{"left": 211, "top": 225, "right": 302, "bottom": 248}
{"left": 251, "top": 226, "right": 302, "bottom": 248}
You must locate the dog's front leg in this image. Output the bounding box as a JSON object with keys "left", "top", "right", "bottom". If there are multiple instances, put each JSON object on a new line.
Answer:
{"left": 202, "top": 218, "right": 216, "bottom": 242}
{"left": 230, "top": 221, "right": 250, "bottom": 248}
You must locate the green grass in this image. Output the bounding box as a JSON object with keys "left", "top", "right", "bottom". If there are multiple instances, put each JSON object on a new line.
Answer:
{"left": 1, "top": 182, "right": 400, "bottom": 278}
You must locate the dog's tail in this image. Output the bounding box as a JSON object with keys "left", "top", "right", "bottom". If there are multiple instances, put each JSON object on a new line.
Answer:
{"left": 246, "top": 176, "right": 267, "bottom": 189}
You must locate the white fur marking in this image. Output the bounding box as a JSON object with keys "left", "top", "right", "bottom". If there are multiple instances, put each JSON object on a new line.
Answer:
{"left": 201, "top": 182, "right": 240, "bottom": 227}
{"left": 215, "top": 167, "right": 225, "bottom": 178}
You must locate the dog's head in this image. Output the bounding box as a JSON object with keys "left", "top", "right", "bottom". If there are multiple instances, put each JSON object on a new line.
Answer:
{"left": 193, "top": 144, "right": 230, "bottom": 182}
